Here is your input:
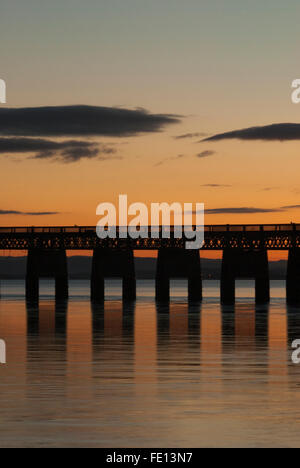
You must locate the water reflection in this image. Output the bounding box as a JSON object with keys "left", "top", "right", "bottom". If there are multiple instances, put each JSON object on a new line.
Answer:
{"left": 25, "top": 301, "right": 68, "bottom": 413}
{"left": 287, "top": 307, "right": 300, "bottom": 343}
{"left": 91, "top": 301, "right": 136, "bottom": 360}
{"left": 1, "top": 281, "right": 300, "bottom": 447}
{"left": 91, "top": 301, "right": 135, "bottom": 341}
{"left": 286, "top": 309, "right": 300, "bottom": 382}
{"left": 26, "top": 300, "right": 68, "bottom": 337}
{"left": 155, "top": 302, "right": 202, "bottom": 396}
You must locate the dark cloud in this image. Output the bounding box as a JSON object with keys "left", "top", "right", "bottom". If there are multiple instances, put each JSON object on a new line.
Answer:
{"left": 203, "top": 123, "right": 300, "bottom": 142}
{"left": 281, "top": 205, "right": 300, "bottom": 210}
{"left": 197, "top": 150, "right": 216, "bottom": 158}
{"left": 174, "top": 132, "right": 208, "bottom": 140}
{"left": 0, "top": 105, "right": 180, "bottom": 138}
{"left": 201, "top": 184, "right": 231, "bottom": 188}
{"left": 204, "top": 205, "right": 300, "bottom": 214}
{"left": 0, "top": 137, "right": 119, "bottom": 163}
{"left": 0, "top": 210, "right": 59, "bottom": 216}
{"left": 186, "top": 203, "right": 300, "bottom": 216}
{"left": 206, "top": 207, "right": 281, "bottom": 214}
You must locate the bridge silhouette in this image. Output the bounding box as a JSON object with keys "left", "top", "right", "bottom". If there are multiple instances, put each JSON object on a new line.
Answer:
{"left": 1, "top": 223, "right": 300, "bottom": 305}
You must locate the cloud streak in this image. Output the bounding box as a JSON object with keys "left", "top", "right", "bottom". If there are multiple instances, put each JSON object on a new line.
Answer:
{"left": 203, "top": 123, "right": 300, "bottom": 142}
{"left": 197, "top": 150, "right": 216, "bottom": 158}
{"left": 174, "top": 132, "right": 208, "bottom": 140}
{"left": 154, "top": 154, "right": 186, "bottom": 167}
{"left": 154, "top": 150, "right": 216, "bottom": 167}
{"left": 281, "top": 205, "right": 300, "bottom": 210}
{"left": 204, "top": 205, "right": 300, "bottom": 215}
{"left": 0, "top": 210, "right": 59, "bottom": 216}
{"left": 205, "top": 207, "right": 281, "bottom": 214}
{"left": 0, "top": 105, "right": 180, "bottom": 138}
{"left": 0, "top": 137, "right": 120, "bottom": 163}
{"left": 201, "top": 184, "right": 231, "bottom": 188}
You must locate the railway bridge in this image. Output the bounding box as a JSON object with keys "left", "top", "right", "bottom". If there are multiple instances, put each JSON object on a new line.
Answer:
{"left": 0, "top": 224, "right": 300, "bottom": 305}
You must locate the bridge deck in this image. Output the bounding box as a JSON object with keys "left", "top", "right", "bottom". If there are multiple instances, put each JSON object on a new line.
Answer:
{"left": 0, "top": 224, "right": 299, "bottom": 250}
{"left": 0, "top": 223, "right": 298, "bottom": 234}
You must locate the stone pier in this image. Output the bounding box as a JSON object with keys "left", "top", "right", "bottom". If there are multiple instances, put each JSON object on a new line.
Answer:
{"left": 287, "top": 249, "right": 300, "bottom": 306}
{"left": 155, "top": 248, "right": 202, "bottom": 302}
{"left": 26, "top": 249, "right": 68, "bottom": 301}
{"left": 221, "top": 249, "right": 270, "bottom": 305}
{"left": 91, "top": 248, "right": 136, "bottom": 302}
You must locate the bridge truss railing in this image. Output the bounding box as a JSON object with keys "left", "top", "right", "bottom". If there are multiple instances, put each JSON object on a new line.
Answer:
{"left": 0, "top": 224, "right": 299, "bottom": 250}
{"left": 0, "top": 223, "right": 298, "bottom": 234}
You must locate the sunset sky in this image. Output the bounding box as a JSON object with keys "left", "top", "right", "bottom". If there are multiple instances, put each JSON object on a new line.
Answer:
{"left": 1, "top": 0, "right": 300, "bottom": 232}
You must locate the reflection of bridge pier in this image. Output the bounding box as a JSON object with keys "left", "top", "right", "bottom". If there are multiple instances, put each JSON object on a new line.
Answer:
{"left": 26, "top": 300, "right": 68, "bottom": 400}
{"left": 26, "top": 249, "right": 68, "bottom": 302}
{"left": 188, "top": 304, "right": 201, "bottom": 349}
{"left": 26, "top": 299, "right": 68, "bottom": 338}
{"left": 287, "top": 308, "right": 300, "bottom": 381}
{"left": 91, "top": 301, "right": 136, "bottom": 356}
{"left": 90, "top": 301, "right": 136, "bottom": 403}
{"left": 156, "top": 303, "right": 201, "bottom": 371}
{"left": 221, "top": 249, "right": 270, "bottom": 305}
{"left": 287, "top": 249, "right": 300, "bottom": 306}
{"left": 156, "top": 303, "right": 170, "bottom": 344}
{"left": 221, "top": 306, "right": 235, "bottom": 344}
{"left": 222, "top": 304, "right": 269, "bottom": 355}
{"left": 286, "top": 308, "right": 300, "bottom": 344}
{"left": 91, "top": 248, "right": 136, "bottom": 302}
{"left": 255, "top": 306, "right": 269, "bottom": 348}
{"left": 155, "top": 249, "right": 202, "bottom": 302}
{"left": 91, "top": 303, "right": 105, "bottom": 343}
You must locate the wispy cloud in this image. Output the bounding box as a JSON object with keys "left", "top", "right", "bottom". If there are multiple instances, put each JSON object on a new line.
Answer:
{"left": 0, "top": 137, "right": 121, "bottom": 163}
{"left": 205, "top": 207, "right": 281, "bottom": 214}
{"left": 281, "top": 205, "right": 300, "bottom": 210}
{"left": 259, "top": 186, "right": 279, "bottom": 192}
{"left": 202, "top": 205, "right": 300, "bottom": 215}
{"left": 201, "top": 184, "right": 231, "bottom": 188}
{"left": 174, "top": 132, "right": 208, "bottom": 140}
{"left": 0, "top": 210, "right": 59, "bottom": 216}
{"left": 202, "top": 123, "right": 300, "bottom": 142}
{"left": 154, "top": 150, "right": 216, "bottom": 167}
{"left": 154, "top": 154, "right": 186, "bottom": 167}
{"left": 197, "top": 150, "right": 216, "bottom": 158}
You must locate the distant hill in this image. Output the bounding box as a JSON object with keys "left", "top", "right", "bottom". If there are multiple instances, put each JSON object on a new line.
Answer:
{"left": 0, "top": 256, "right": 288, "bottom": 280}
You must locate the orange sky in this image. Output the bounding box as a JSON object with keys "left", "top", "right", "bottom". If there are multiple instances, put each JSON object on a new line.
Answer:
{"left": 1, "top": 1, "right": 300, "bottom": 263}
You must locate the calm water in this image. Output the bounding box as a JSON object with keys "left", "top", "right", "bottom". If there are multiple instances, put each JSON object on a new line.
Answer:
{"left": 0, "top": 279, "right": 300, "bottom": 448}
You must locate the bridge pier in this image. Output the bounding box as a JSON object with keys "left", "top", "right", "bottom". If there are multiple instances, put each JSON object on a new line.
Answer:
{"left": 287, "top": 249, "right": 300, "bottom": 306}
{"left": 155, "top": 248, "right": 202, "bottom": 302}
{"left": 26, "top": 249, "right": 69, "bottom": 301}
{"left": 221, "top": 249, "right": 270, "bottom": 305}
{"left": 91, "top": 248, "right": 136, "bottom": 302}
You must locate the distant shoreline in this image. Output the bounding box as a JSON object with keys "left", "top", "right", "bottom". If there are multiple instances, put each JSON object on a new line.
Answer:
{"left": 0, "top": 256, "right": 288, "bottom": 280}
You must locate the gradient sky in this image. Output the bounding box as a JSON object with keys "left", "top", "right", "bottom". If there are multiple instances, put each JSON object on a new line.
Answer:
{"left": 1, "top": 0, "right": 300, "bottom": 231}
